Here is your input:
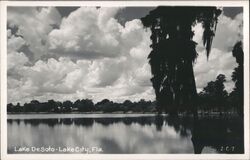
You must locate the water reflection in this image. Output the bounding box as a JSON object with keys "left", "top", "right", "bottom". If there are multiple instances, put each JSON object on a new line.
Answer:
{"left": 192, "top": 116, "right": 244, "bottom": 154}
{"left": 7, "top": 114, "right": 244, "bottom": 154}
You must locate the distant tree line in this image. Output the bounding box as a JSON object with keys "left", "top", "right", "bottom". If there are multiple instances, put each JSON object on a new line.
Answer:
{"left": 7, "top": 99, "right": 156, "bottom": 113}
{"left": 7, "top": 79, "right": 242, "bottom": 114}
{"left": 7, "top": 71, "right": 243, "bottom": 114}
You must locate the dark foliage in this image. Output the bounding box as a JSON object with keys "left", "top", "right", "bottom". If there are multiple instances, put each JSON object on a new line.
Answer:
{"left": 230, "top": 41, "right": 244, "bottom": 117}
{"left": 141, "top": 7, "right": 221, "bottom": 114}
{"left": 197, "top": 74, "right": 229, "bottom": 113}
{"left": 7, "top": 99, "right": 155, "bottom": 113}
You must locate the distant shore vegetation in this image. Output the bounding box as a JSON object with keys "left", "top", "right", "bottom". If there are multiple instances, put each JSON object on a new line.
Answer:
{"left": 8, "top": 99, "right": 156, "bottom": 114}
{"left": 7, "top": 73, "right": 243, "bottom": 115}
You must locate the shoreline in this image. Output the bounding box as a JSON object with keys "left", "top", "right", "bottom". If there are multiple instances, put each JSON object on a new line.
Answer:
{"left": 7, "top": 111, "right": 240, "bottom": 116}
{"left": 7, "top": 111, "right": 158, "bottom": 114}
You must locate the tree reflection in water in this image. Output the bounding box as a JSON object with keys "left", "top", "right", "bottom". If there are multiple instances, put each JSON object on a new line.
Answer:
{"left": 8, "top": 115, "right": 244, "bottom": 154}
{"left": 191, "top": 116, "right": 244, "bottom": 154}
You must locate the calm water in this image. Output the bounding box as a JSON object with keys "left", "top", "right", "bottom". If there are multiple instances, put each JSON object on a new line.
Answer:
{"left": 7, "top": 114, "right": 244, "bottom": 154}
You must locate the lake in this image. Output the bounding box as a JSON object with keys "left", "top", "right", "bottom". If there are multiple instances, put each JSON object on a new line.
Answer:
{"left": 7, "top": 114, "right": 244, "bottom": 154}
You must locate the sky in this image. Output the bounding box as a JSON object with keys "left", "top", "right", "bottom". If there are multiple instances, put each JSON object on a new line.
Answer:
{"left": 7, "top": 6, "right": 243, "bottom": 104}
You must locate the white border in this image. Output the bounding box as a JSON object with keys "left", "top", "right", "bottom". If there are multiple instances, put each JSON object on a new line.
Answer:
{"left": 0, "top": 1, "right": 249, "bottom": 160}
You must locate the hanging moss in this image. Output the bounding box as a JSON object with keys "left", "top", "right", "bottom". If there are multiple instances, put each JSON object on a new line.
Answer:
{"left": 141, "top": 6, "right": 221, "bottom": 114}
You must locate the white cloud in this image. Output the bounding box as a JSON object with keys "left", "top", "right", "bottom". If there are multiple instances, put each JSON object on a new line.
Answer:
{"left": 212, "top": 13, "right": 243, "bottom": 51}
{"left": 48, "top": 8, "right": 148, "bottom": 60}
{"left": 8, "top": 57, "right": 89, "bottom": 103}
{"left": 8, "top": 56, "right": 153, "bottom": 104}
{"left": 7, "top": 7, "right": 61, "bottom": 61}
{"left": 48, "top": 7, "right": 123, "bottom": 59}
{"left": 7, "top": 34, "right": 26, "bottom": 53}
{"left": 193, "top": 12, "right": 242, "bottom": 93}
{"left": 7, "top": 7, "right": 153, "bottom": 104}
{"left": 7, "top": 7, "right": 242, "bottom": 104}
{"left": 194, "top": 49, "right": 237, "bottom": 92}
{"left": 7, "top": 52, "right": 29, "bottom": 70}
{"left": 193, "top": 13, "right": 243, "bottom": 52}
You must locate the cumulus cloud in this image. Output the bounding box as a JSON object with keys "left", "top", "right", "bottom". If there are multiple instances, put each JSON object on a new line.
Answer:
{"left": 7, "top": 7, "right": 243, "bottom": 104}
{"left": 8, "top": 56, "right": 153, "bottom": 104}
{"left": 7, "top": 7, "right": 61, "bottom": 61}
{"left": 193, "top": 12, "right": 243, "bottom": 93}
{"left": 194, "top": 49, "right": 237, "bottom": 92}
{"left": 7, "top": 7, "right": 153, "bottom": 104}
{"left": 48, "top": 7, "right": 147, "bottom": 60}
{"left": 7, "top": 33, "right": 26, "bottom": 52}
{"left": 212, "top": 13, "right": 243, "bottom": 51}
